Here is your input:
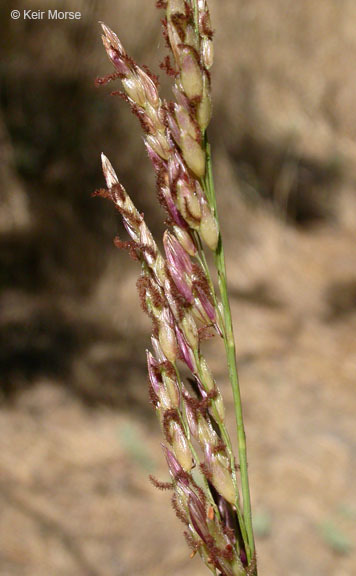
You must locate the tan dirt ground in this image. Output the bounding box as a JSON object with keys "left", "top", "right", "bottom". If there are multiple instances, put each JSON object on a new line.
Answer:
{"left": 1, "top": 219, "right": 355, "bottom": 576}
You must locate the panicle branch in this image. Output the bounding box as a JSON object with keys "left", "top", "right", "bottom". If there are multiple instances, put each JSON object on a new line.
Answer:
{"left": 98, "top": 14, "right": 219, "bottom": 251}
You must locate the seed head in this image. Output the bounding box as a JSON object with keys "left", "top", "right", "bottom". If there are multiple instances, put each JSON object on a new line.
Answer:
{"left": 172, "top": 226, "right": 197, "bottom": 256}
{"left": 181, "top": 311, "right": 199, "bottom": 349}
{"left": 175, "top": 326, "right": 197, "bottom": 372}
{"left": 159, "top": 308, "right": 179, "bottom": 363}
{"left": 179, "top": 46, "right": 204, "bottom": 100}
{"left": 197, "top": 415, "right": 218, "bottom": 447}
{"left": 182, "top": 386, "right": 199, "bottom": 438}
{"left": 163, "top": 445, "right": 190, "bottom": 485}
{"left": 197, "top": 72, "right": 212, "bottom": 131}
{"left": 199, "top": 357, "right": 215, "bottom": 391}
{"left": 194, "top": 283, "right": 216, "bottom": 324}
{"left": 205, "top": 445, "right": 236, "bottom": 505}
{"left": 181, "top": 133, "right": 206, "bottom": 178}
{"left": 202, "top": 36, "right": 214, "bottom": 70}
{"left": 176, "top": 179, "right": 202, "bottom": 227}
{"left": 147, "top": 350, "right": 161, "bottom": 397}
{"left": 151, "top": 336, "right": 167, "bottom": 363}
{"left": 164, "top": 231, "right": 194, "bottom": 303}
{"left": 162, "top": 370, "right": 180, "bottom": 408}
{"left": 199, "top": 200, "right": 219, "bottom": 250}
{"left": 171, "top": 421, "right": 193, "bottom": 471}
{"left": 146, "top": 133, "right": 171, "bottom": 161}
{"left": 188, "top": 493, "right": 210, "bottom": 542}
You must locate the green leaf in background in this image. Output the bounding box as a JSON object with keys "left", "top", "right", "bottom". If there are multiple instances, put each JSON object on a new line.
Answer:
{"left": 253, "top": 510, "right": 272, "bottom": 539}
{"left": 337, "top": 503, "right": 356, "bottom": 521}
{"left": 319, "top": 520, "right": 353, "bottom": 555}
{"left": 119, "top": 422, "right": 156, "bottom": 472}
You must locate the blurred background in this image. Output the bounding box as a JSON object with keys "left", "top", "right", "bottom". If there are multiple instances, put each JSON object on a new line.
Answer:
{"left": 1, "top": 0, "right": 356, "bottom": 574}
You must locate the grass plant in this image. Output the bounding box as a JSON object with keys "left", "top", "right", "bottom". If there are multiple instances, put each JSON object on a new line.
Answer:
{"left": 95, "top": 2, "right": 257, "bottom": 574}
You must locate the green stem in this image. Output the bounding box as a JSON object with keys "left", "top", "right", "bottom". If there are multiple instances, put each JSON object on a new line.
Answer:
{"left": 192, "top": 0, "right": 199, "bottom": 33}
{"left": 202, "top": 140, "right": 256, "bottom": 565}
